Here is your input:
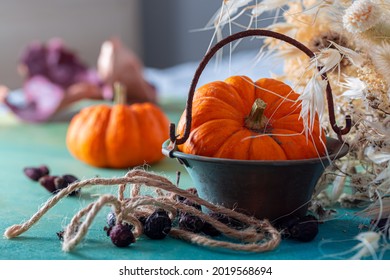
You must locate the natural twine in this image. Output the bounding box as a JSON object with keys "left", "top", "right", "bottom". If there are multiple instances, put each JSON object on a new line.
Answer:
{"left": 4, "top": 169, "right": 281, "bottom": 253}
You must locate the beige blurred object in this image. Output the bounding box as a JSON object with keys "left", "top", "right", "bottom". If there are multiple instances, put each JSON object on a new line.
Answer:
{"left": 55, "top": 83, "right": 102, "bottom": 114}
{"left": 98, "top": 37, "right": 157, "bottom": 104}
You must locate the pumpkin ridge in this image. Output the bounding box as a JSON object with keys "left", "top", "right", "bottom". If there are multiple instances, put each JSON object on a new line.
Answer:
{"left": 148, "top": 104, "right": 170, "bottom": 141}
{"left": 132, "top": 103, "right": 168, "bottom": 164}
{"left": 102, "top": 105, "right": 116, "bottom": 167}
{"left": 132, "top": 104, "right": 151, "bottom": 163}
{"left": 214, "top": 128, "right": 248, "bottom": 158}
{"left": 255, "top": 78, "right": 301, "bottom": 121}
{"left": 247, "top": 133, "right": 288, "bottom": 160}
{"left": 142, "top": 104, "right": 169, "bottom": 162}
{"left": 255, "top": 78, "right": 299, "bottom": 101}
{"left": 272, "top": 113, "right": 322, "bottom": 136}
{"left": 83, "top": 105, "right": 111, "bottom": 167}
{"left": 106, "top": 105, "right": 138, "bottom": 168}
{"left": 192, "top": 96, "right": 245, "bottom": 124}
{"left": 194, "top": 81, "right": 246, "bottom": 114}
{"left": 269, "top": 113, "right": 303, "bottom": 133}
{"left": 265, "top": 100, "right": 300, "bottom": 120}
{"left": 183, "top": 119, "right": 241, "bottom": 156}
{"left": 271, "top": 128, "right": 323, "bottom": 159}
{"left": 224, "top": 76, "right": 256, "bottom": 112}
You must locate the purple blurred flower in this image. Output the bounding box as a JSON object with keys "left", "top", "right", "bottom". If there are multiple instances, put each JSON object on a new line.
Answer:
{"left": 45, "top": 38, "right": 88, "bottom": 88}
{"left": 19, "top": 41, "right": 48, "bottom": 77}
{"left": 6, "top": 38, "right": 109, "bottom": 122}
{"left": 19, "top": 38, "right": 89, "bottom": 89}
{"left": 4, "top": 76, "right": 64, "bottom": 123}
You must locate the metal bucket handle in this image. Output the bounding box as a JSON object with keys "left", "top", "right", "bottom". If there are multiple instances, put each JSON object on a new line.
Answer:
{"left": 169, "top": 29, "right": 352, "bottom": 147}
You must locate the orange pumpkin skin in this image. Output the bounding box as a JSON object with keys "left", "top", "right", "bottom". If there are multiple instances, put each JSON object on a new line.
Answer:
{"left": 66, "top": 102, "right": 169, "bottom": 168}
{"left": 177, "top": 76, "right": 326, "bottom": 160}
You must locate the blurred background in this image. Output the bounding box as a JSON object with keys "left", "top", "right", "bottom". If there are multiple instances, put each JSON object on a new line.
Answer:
{"left": 0, "top": 0, "right": 273, "bottom": 90}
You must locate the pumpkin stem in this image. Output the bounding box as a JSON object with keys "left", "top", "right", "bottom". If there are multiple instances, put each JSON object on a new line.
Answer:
{"left": 245, "top": 98, "right": 268, "bottom": 131}
{"left": 114, "top": 82, "right": 127, "bottom": 105}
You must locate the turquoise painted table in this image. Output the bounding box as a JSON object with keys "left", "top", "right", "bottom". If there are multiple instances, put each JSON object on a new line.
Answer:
{"left": 0, "top": 100, "right": 388, "bottom": 260}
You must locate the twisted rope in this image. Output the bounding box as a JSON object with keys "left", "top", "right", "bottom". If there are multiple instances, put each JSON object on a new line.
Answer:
{"left": 4, "top": 169, "right": 281, "bottom": 253}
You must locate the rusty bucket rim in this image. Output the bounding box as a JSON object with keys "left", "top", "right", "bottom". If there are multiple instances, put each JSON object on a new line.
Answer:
{"left": 162, "top": 137, "right": 349, "bottom": 167}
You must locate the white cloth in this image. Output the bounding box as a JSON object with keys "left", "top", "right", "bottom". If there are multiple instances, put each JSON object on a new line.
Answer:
{"left": 145, "top": 50, "right": 283, "bottom": 100}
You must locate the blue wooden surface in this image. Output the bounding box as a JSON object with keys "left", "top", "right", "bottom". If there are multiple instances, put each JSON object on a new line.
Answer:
{"left": 0, "top": 101, "right": 388, "bottom": 260}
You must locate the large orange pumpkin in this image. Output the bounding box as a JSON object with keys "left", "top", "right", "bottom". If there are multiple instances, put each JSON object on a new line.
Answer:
{"left": 66, "top": 86, "right": 169, "bottom": 168}
{"left": 177, "top": 76, "right": 326, "bottom": 160}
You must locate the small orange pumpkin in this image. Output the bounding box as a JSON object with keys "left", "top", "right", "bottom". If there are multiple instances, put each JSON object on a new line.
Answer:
{"left": 177, "top": 76, "right": 326, "bottom": 160}
{"left": 66, "top": 85, "right": 169, "bottom": 168}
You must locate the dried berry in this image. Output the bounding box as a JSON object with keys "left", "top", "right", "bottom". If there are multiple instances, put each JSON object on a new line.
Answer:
{"left": 54, "top": 177, "right": 67, "bottom": 190}
{"left": 62, "top": 174, "right": 79, "bottom": 184}
{"left": 177, "top": 189, "right": 202, "bottom": 220}
{"left": 198, "top": 210, "right": 249, "bottom": 236}
{"left": 201, "top": 221, "right": 221, "bottom": 237}
{"left": 289, "top": 215, "right": 319, "bottom": 242}
{"left": 24, "top": 168, "right": 42, "bottom": 181}
{"left": 38, "top": 175, "right": 58, "bottom": 193}
{"left": 109, "top": 224, "right": 135, "bottom": 247}
{"left": 39, "top": 165, "right": 50, "bottom": 176}
{"left": 371, "top": 218, "right": 390, "bottom": 236}
{"left": 23, "top": 165, "right": 50, "bottom": 181}
{"left": 374, "top": 218, "right": 389, "bottom": 230}
{"left": 274, "top": 215, "right": 301, "bottom": 239}
{"left": 199, "top": 212, "right": 228, "bottom": 237}
{"left": 176, "top": 188, "right": 198, "bottom": 202}
{"left": 274, "top": 215, "right": 319, "bottom": 242}
{"left": 54, "top": 174, "right": 80, "bottom": 196}
{"left": 208, "top": 212, "right": 246, "bottom": 230}
{"left": 144, "top": 209, "right": 172, "bottom": 240}
{"left": 179, "top": 214, "right": 204, "bottom": 233}
{"left": 180, "top": 198, "right": 202, "bottom": 214}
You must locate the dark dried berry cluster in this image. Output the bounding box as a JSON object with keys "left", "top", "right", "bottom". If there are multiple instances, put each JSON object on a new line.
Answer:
{"left": 177, "top": 189, "right": 205, "bottom": 233}
{"left": 39, "top": 174, "right": 80, "bottom": 196}
{"left": 101, "top": 188, "right": 259, "bottom": 248}
{"left": 199, "top": 211, "right": 248, "bottom": 237}
{"left": 175, "top": 187, "right": 198, "bottom": 202}
{"left": 54, "top": 174, "right": 80, "bottom": 195}
{"left": 371, "top": 218, "right": 390, "bottom": 237}
{"left": 275, "top": 215, "right": 319, "bottom": 242}
{"left": 104, "top": 209, "right": 172, "bottom": 247}
{"left": 179, "top": 213, "right": 205, "bottom": 233}
{"left": 209, "top": 212, "right": 247, "bottom": 230}
{"left": 178, "top": 197, "right": 204, "bottom": 233}
{"left": 176, "top": 188, "right": 248, "bottom": 236}
{"left": 23, "top": 165, "right": 80, "bottom": 196}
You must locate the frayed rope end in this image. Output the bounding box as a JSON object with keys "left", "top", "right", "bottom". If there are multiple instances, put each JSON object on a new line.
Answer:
{"left": 4, "top": 224, "right": 23, "bottom": 239}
